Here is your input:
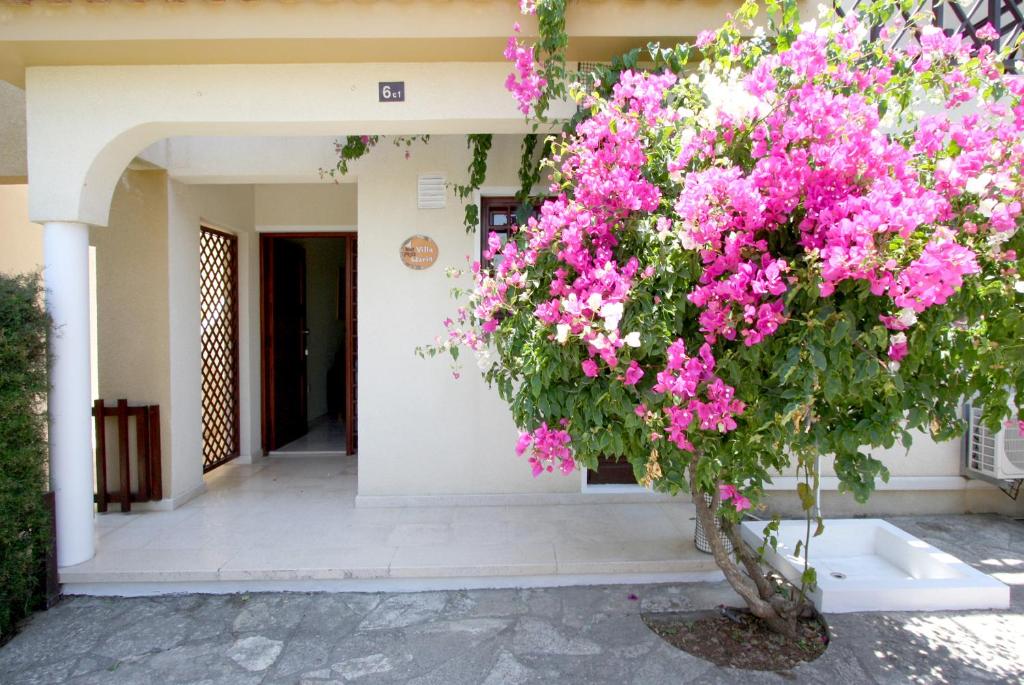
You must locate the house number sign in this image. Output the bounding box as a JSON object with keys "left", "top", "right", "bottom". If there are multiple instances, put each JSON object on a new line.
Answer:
{"left": 400, "top": 235, "right": 438, "bottom": 270}
{"left": 378, "top": 82, "right": 405, "bottom": 102}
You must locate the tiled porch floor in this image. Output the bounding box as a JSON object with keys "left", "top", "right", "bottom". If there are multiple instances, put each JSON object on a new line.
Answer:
{"left": 62, "top": 456, "right": 717, "bottom": 592}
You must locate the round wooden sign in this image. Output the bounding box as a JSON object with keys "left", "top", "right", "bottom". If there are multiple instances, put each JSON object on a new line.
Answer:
{"left": 400, "top": 235, "right": 439, "bottom": 270}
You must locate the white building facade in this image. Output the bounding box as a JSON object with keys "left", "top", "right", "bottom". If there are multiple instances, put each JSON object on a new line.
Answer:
{"left": 0, "top": 0, "right": 1020, "bottom": 588}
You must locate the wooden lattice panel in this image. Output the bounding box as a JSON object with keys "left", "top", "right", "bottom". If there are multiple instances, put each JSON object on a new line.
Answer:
{"left": 199, "top": 226, "right": 240, "bottom": 472}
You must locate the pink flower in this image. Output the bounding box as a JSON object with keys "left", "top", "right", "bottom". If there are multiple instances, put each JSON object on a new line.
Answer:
{"left": 976, "top": 23, "right": 1000, "bottom": 42}
{"left": 635, "top": 403, "right": 647, "bottom": 417}
{"left": 518, "top": 1, "right": 537, "bottom": 15}
{"left": 719, "top": 484, "right": 751, "bottom": 511}
{"left": 504, "top": 29, "right": 547, "bottom": 115}
{"left": 623, "top": 360, "right": 645, "bottom": 386}
{"left": 719, "top": 483, "right": 739, "bottom": 501}
{"left": 582, "top": 359, "right": 599, "bottom": 377}
{"left": 517, "top": 423, "right": 575, "bottom": 477}
{"left": 888, "top": 333, "right": 908, "bottom": 362}
{"left": 696, "top": 30, "right": 716, "bottom": 49}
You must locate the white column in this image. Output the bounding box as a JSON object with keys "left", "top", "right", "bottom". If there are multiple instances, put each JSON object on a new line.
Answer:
{"left": 44, "top": 221, "right": 95, "bottom": 567}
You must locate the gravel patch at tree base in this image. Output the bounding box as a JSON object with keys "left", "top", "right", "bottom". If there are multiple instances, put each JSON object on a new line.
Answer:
{"left": 642, "top": 607, "right": 828, "bottom": 671}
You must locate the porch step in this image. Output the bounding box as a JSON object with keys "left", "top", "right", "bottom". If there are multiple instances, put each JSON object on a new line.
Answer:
{"left": 59, "top": 541, "right": 721, "bottom": 596}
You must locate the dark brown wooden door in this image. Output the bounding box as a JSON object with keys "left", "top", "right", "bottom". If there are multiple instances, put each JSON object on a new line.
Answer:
{"left": 267, "top": 239, "right": 308, "bottom": 450}
{"left": 343, "top": 235, "right": 358, "bottom": 455}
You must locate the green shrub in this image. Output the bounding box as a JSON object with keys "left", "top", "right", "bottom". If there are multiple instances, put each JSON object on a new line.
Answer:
{"left": 0, "top": 272, "right": 51, "bottom": 641}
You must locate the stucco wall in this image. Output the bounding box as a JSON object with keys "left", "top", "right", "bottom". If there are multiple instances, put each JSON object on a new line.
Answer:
{"left": 2, "top": 134, "right": 1018, "bottom": 513}
{"left": 355, "top": 135, "right": 579, "bottom": 496}
{"left": 0, "top": 82, "right": 27, "bottom": 180}
{"left": 89, "top": 170, "right": 171, "bottom": 497}
{"left": 0, "top": 184, "right": 41, "bottom": 273}
{"left": 166, "top": 182, "right": 257, "bottom": 499}
{"left": 255, "top": 184, "right": 356, "bottom": 229}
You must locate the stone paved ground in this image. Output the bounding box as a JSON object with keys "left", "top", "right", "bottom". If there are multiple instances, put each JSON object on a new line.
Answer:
{"left": 0, "top": 514, "right": 1021, "bottom": 685}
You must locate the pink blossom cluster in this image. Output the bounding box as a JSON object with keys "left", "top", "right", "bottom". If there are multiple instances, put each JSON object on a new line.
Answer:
{"left": 890, "top": 231, "right": 980, "bottom": 313}
{"left": 673, "top": 19, "right": 1024, "bottom": 362}
{"left": 652, "top": 339, "right": 745, "bottom": 451}
{"left": 474, "top": 72, "right": 676, "bottom": 372}
{"left": 673, "top": 166, "right": 790, "bottom": 345}
{"left": 456, "top": 8, "right": 1024, "bottom": 478}
{"left": 504, "top": 25, "right": 547, "bottom": 115}
{"left": 719, "top": 483, "right": 752, "bottom": 512}
{"left": 515, "top": 422, "right": 574, "bottom": 476}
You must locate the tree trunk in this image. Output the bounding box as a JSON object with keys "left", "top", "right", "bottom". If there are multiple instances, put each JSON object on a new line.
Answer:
{"left": 688, "top": 458, "right": 800, "bottom": 638}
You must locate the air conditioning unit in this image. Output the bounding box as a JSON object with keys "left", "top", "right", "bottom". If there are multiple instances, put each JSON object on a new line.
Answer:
{"left": 964, "top": 402, "right": 1024, "bottom": 480}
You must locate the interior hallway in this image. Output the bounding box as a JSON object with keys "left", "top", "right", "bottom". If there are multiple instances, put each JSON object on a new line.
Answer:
{"left": 272, "top": 416, "right": 347, "bottom": 455}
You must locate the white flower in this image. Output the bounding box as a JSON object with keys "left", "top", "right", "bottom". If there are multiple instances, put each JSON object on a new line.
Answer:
{"left": 587, "top": 292, "right": 603, "bottom": 311}
{"left": 624, "top": 332, "right": 641, "bottom": 348}
{"left": 555, "top": 323, "right": 570, "bottom": 343}
{"left": 680, "top": 230, "right": 699, "bottom": 251}
{"left": 897, "top": 308, "right": 918, "bottom": 328}
{"left": 600, "top": 302, "right": 624, "bottom": 332}
{"left": 700, "top": 70, "right": 767, "bottom": 127}
{"left": 965, "top": 173, "right": 992, "bottom": 195}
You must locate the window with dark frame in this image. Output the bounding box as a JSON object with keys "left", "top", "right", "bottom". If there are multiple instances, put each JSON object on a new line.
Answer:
{"left": 480, "top": 199, "right": 637, "bottom": 486}
{"left": 479, "top": 197, "right": 524, "bottom": 271}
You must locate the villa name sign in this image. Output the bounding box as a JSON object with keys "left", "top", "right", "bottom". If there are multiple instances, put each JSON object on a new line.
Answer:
{"left": 400, "top": 235, "right": 438, "bottom": 270}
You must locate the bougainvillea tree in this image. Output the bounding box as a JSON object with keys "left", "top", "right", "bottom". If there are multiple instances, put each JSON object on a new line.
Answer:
{"left": 422, "top": 0, "right": 1024, "bottom": 635}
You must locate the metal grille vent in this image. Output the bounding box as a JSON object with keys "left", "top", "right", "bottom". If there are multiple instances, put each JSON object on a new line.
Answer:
{"left": 964, "top": 401, "right": 1024, "bottom": 480}
{"left": 417, "top": 174, "right": 446, "bottom": 209}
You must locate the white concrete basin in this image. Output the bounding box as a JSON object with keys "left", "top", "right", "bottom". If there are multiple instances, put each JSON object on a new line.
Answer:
{"left": 740, "top": 518, "right": 1011, "bottom": 613}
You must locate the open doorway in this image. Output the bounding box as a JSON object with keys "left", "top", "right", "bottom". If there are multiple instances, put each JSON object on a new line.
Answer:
{"left": 260, "top": 232, "right": 357, "bottom": 456}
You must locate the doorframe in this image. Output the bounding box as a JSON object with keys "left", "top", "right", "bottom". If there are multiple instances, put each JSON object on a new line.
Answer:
{"left": 259, "top": 231, "right": 357, "bottom": 455}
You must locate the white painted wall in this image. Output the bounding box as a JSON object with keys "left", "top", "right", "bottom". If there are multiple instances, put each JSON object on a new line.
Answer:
{"left": 255, "top": 184, "right": 356, "bottom": 230}
{"left": 166, "top": 181, "right": 257, "bottom": 498}
{"left": 354, "top": 135, "right": 579, "bottom": 496}
{"left": 3, "top": 132, "right": 1017, "bottom": 513}
{"left": 90, "top": 170, "right": 171, "bottom": 496}
{"left": 24, "top": 62, "right": 569, "bottom": 227}
{"left": 0, "top": 185, "right": 42, "bottom": 273}
{"left": 0, "top": 82, "right": 26, "bottom": 180}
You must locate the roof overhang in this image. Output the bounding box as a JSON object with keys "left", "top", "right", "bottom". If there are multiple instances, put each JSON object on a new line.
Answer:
{"left": 0, "top": 0, "right": 761, "bottom": 86}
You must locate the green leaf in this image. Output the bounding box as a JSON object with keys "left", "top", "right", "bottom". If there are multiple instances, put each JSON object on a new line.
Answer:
{"left": 823, "top": 374, "right": 842, "bottom": 402}
{"left": 831, "top": 318, "right": 851, "bottom": 344}
{"left": 796, "top": 482, "right": 816, "bottom": 510}
{"left": 809, "top": 346, "right": 827, "bottom": 371}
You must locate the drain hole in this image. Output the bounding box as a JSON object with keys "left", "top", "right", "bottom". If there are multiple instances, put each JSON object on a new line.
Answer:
{"left": 830, "top": 571, "right": 846, "bottom": 580}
